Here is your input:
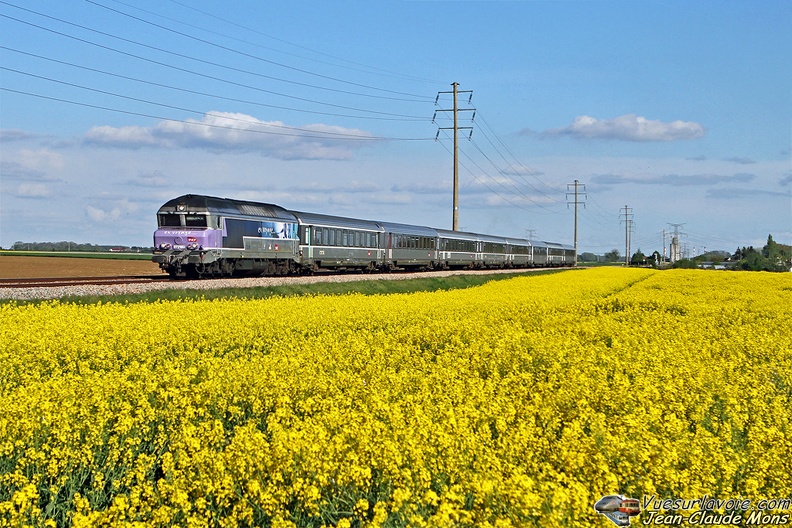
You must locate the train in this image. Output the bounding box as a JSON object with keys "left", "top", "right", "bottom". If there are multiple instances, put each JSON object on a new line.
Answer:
{"left": 152, "top": 194, "right": 575, "bottom": 279}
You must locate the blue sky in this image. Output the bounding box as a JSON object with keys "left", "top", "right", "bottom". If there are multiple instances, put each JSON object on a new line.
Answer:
{"left": 1, "top": 0, "right": 790, "bottom": 256}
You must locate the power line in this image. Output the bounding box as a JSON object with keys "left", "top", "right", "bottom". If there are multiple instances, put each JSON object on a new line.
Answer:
{"left": 0, "top": 86, "right": 434, "bottom": 142}
{"left": 2, "top": 67, "right": 420, "bottom": 139}
{"left": 161, "top": 0, "right": 445, "bottom": 85}
{"left": 435, "top": 128, "right": 546, "bottom": 216}
{"left": 83, "top": 0, "right": 435, "bottom": 101}
{"left": 0, "top": 45, "right": 426, "bottom": 122}
{"left": 475, "top": 112, "right": 563, "bottom": 198}
{"left": 0, "top": 10, "right": 427, "bottom": 118}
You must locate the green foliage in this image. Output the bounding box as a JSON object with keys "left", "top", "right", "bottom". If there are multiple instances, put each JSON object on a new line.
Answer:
{"left": 630, "top": 249, "right": 647, "bottom": 266}
{"left": 10, "top": 241, "right": 151, "bottom": 253}
{"left": 671, "top": 259, "right": 698, "bottom": 269}
{"left": 732, "top": 235, "right": 791, "bottom": 272}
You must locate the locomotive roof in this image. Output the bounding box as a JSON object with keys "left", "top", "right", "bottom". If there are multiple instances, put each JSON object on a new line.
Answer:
{"left": 158, "top": 195, "right": 296, "bottom": 221}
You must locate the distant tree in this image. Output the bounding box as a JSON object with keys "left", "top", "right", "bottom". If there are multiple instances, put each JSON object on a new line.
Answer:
{"left": 604, "top": 249, "right": 621, "bottom": 262}
{"left": 732, "top": 237, "right": 791, "bottom": 272}
{"left": 672, "top": 259, "right": 698, "bottom": 269}
{"left": 763, "top": 234, "right": 784, "bottom": 264}
{"left": 630, "top": 249, "right": 646, "bottom": 266}
{"left": 579, "top": 252, "right": 601, "bottom": 263}
{"left": 650, "top": 251, "right": 662, "bottom": 267}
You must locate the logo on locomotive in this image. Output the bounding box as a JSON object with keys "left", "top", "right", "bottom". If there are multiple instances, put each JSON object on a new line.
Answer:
{"left": 256, "top": 221, "right": 298, "bottom": 239}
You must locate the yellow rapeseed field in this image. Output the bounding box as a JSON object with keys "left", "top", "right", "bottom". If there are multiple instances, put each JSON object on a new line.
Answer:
{"left": 1, "top": 268, "right": 790, "bottom": 527}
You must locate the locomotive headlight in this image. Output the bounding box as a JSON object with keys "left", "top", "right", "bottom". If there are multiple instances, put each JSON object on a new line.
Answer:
{"left": 186, "top": 243, "right": 198, "bottom": 250}
{"left": 158, "top": 242, "right": 172, "bottom": 250}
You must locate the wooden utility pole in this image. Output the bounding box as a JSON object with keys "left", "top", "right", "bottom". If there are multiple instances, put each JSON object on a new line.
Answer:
{"left": 566, "top": 180, "right": 586, "bottom": 265}
{"left": 452, "top": 82, "right": 459, "bottom": 231}
{"left": 435, "top": 83, "right": 474, "bottom": 231}
{"left": 621, "top": 205, "right": 634, "bottom": 266}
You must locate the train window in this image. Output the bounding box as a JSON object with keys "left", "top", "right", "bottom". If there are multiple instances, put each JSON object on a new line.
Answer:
{"left": 185, "top": 215, "right": 207, "bottom": 227}
{"left": 313, "top": 227, "right": 322, "bottom": 245}
{"left": 328, "top": 229, "right": 335, "bottom": 246}
{"left": 342, "top": 230, "right": 348, "bottom": 246}
{"left": 158, "top": 214, "right": 181, "bottom": 227}
{"left": 354, "top": 231, "right": 360, "bottom": 247}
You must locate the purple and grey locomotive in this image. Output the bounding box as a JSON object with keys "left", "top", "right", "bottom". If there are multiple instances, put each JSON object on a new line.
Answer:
{"left": 153, "top": 194, "right": 300, "bottom": 278}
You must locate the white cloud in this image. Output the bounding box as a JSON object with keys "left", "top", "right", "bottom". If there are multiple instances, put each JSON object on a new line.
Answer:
{"left": 544, "top": 114, "right": 705, "bottom": 142}
{"left": 0, "top": 129, "right": 40, "bottom": 142}
{"left": 83, "top": 112, "right": 375, "bottom": 161}
{"left": 591, "top": 172, "right": 755, "bottom": 186}
{"left": 16, "top": 149, "right": 65, "bottom": 171}
{"left": 85, "top": 125, "right": 160, "bottom": 148}
{"left": 392, "top": 181, "right": 451, "bottom": 194}
{"left": 127, "top": 172, "right": 168, "bottom": 188}
{"left": 84, "top": 200, "right": 140, "bottom": 222}
{"left": 16, "top": 183, "right": 51, "bottom": 198}
{"left": 723, "top": 156, "right": 756, "bottom": 165}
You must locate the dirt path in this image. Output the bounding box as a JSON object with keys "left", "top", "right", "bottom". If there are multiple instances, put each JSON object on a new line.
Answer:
{"left": 0, "top": 256, "right": 162, "bottom": 278}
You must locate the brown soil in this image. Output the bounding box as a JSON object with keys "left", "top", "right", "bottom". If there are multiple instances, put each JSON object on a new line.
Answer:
{"left": 0, "top": 256, "right": 163, "bottom": 279}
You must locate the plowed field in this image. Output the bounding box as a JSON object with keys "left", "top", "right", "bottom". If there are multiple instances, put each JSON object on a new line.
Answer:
{"left": 0, "top": 255, "right": 161, "bottom": 278}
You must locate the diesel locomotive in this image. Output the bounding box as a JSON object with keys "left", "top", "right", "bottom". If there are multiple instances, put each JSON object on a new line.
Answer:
{"left": 152, "top": 194, "right": 575, "bottom": 279}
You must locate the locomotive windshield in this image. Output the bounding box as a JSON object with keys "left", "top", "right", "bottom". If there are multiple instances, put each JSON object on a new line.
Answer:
{"left": 157, "top": 213, "right": 209, "bottom": 227}
{"left": 185, "top": 215, "right": 207, "bottom": 227}
{"left": 158, "top": 214, "right": 181, "bottom": 227}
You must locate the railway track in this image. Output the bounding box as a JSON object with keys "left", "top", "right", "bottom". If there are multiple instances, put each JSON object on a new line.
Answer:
{"left": 0, "top": 275, "right": 170, "bottom": 289}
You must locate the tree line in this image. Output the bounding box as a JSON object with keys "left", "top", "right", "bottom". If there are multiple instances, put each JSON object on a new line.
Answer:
{"left": 580, "top": 235, "right": 791, "bottom": 272}
{"left": 6, "top": 241, "right": 150, "bottom": 253}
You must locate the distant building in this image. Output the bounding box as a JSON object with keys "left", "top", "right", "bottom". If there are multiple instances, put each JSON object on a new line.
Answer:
{"left": 670, "top": 236, "right": 681, "bottom": 263}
